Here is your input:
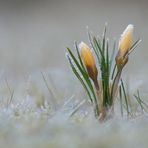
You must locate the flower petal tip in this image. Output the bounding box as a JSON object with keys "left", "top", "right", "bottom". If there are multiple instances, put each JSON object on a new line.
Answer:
{"left": 121, "top": 24, "right": 134, "bottom": 38}
{"left": 79, "top": 42, "right": 88, "bottom": 50}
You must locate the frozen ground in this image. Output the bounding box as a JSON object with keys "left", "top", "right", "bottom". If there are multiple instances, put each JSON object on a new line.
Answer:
{"left": 0, "top": 69, "right": 147, "bottom": 148}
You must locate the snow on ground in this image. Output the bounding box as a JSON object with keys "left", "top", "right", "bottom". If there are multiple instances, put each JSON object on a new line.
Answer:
{"left": 0, "top": 70, "right": 147, "bottom": 148}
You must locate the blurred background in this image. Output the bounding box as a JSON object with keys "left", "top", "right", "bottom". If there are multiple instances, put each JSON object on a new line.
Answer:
{"left": 0, "top": 0, "right": 147, "bottom": 76}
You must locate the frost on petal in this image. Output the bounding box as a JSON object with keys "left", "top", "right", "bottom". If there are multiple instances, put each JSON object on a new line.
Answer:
{"left": 119, "top": 24, "right": 134, "bottom": 56}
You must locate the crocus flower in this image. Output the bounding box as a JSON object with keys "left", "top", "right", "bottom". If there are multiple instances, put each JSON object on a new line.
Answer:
{"left": 116, "top": 24, "right": 134, "bottom": 68}
{"left": 79, "top": 42, "right": 98, "bottom": 82}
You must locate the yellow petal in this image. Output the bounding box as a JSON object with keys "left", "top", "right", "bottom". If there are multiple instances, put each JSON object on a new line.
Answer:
{"left": 79, "top": 42, "right": 98, "bottom": 81}
{"left": 116, "top": 24, "right": 134, "bottom": 68}
{"left": 119, "top": 24, "right": 134, "bottom": 56}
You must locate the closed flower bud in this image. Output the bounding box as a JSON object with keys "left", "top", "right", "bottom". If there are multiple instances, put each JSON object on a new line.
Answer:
{"left": 116, "top": 24, "right": 134, "bottom": 68}
{"left": 79, "top": 42, "right": 98, "bottom": 82}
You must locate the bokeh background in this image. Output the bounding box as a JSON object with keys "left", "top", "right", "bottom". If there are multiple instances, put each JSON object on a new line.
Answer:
{"left": 0, "top": 0, "right": 147, "bottom": 76}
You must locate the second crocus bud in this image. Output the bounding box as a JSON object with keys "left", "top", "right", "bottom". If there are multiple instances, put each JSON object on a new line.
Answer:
{"left": 116, "top": 24, "right": 134, "bottom": 68}
{"left": 79, "top": 42, "right": 98, "bottom": 82}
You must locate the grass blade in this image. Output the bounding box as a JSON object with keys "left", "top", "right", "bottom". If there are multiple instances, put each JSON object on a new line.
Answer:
{"left": 110, "top": 40, "right": 116, "bottom": 71}
{"left": 87, "top": 31, "right": 101, "bottom": 64}
{"left": 67, "top": 55, "right": 93, "bottom": 103}
{"left": 69, "top": 99, "right": 86, "bottom": 117}
{"left": 119, "top": 85, "right": 123, "bottom": 117}
{"left": 121, "top": 79, "right": 130, "bottom": 116}
{"left": 134, "top": 90, "right": 147, "bottom": 112}
{"left": 67, "top": 48, "right": 97, "bottom": 102}
{"left": 102, "top": 24, "right": 107, "bottom": 55}
{"left": 74, "top": 41, "right": 86, "bottom": 71}
{"left": 128, "top": 39, "right": 141, "bottom": 55}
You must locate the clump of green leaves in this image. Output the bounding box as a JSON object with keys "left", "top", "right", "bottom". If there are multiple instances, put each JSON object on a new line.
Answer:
{"left": 66, "top": 24, "right": 147, "bottom": 121}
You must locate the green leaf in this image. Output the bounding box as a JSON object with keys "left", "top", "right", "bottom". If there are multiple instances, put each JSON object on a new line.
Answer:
{"left": 111, "top": 64, "right": 117, "bottom": 80}
{"left": 67, "top": 54, "right": 93, "bottom": 103}
{"left": 93, "top": 36, "right": 104, "bottom": 61}
{"left": 110, "top": 40, "right": 116, "bottom": 71}
{"left": 128, "top": 38, "right": 141, "bottom": 55}
{"left": 88, "top": 33, "right": 101, "bottom": 64}
{"left": 74, "top": 41, "right": 86, "bottom": 71}
{"left": 67, "top": 48, "right": 98, "bottom": 107}
{"left": 102, "top": 24, "right": 107, "bottom": 55}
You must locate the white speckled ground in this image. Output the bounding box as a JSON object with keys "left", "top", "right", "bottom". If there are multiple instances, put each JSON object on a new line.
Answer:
{"left": 0, "top": 70, "right": 147, "bottom": 148}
